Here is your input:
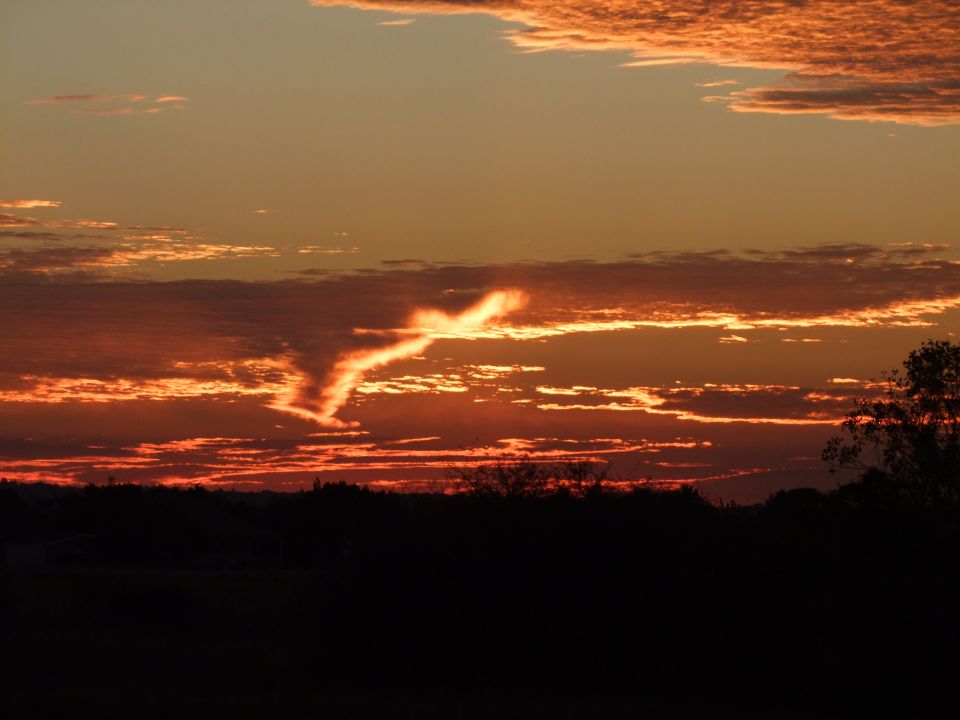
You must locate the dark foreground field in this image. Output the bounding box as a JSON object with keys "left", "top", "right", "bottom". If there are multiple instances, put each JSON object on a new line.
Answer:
{"left": 2, "top": 479, "right": 959, "bottom": 717}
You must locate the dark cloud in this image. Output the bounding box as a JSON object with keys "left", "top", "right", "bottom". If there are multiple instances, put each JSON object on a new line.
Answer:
{"left": 727, "top": 76, "right": 960, "bottom": 125}
{"left": 0, "top": 238, "right": 276, "bottom": 279}
{"left": 0, "top": 231, "right": 111, "bottom": 242}
{"left": 25, "top": 94, "right": 106, "bottom": 104}
{"left": 1, "top": 245, "right": 958, "bottom": 420}
{"left": 529, "top": 382, "right": 866, "bottom": 424}
{"left": 0, "top": 231, "right": 67, "bottom": 242}
{"left": 0, "top": 246, "right": 115, "bottom": 274}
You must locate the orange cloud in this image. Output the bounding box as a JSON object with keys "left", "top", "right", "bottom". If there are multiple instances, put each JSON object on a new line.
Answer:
{"left": 102, "top": 238, "right": 278, "bottom": 266}
{"left": 0, "top": 200, "right": 62, "bottom": 209}
{"left": 695, "top": 80, "right": 739, "bottom": 88}
{"left": 269, "top": 289, "right": 526, "bottom": 426}
{"left": 298, "top": 245, "right": 360, "bottom": 255}
{"left": 311, "top": 0, "right": 960, "bottom": 125}
{"left": 619, "top": 58, "right": 700, "bottom": 68}
{"left": 0, "top": 370, "right": 292, "bottom": 404}
{"left": 0, "top": 237, "right": 278, "bottom": 276}
{"left": 61, "top": 219, "right": 120, "bottom": 229}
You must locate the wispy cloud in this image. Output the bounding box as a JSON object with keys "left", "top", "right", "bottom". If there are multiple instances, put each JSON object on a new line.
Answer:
{"left": 26, "top": 92, "right": 189, "bottom": 116}
{"left": 529, "top": 382, "right": 855, "bottom": 426}
{"left": 0, "top": 200, "right": 62, "bottom": 209}
{"left": 311, "top": 0, "right": 960, "bottom": 125}
{"left": 0, "top": 211, "right": 276, "bottom": 275}
{"left": 0, "top": 200, "right": 289, "bottom": 271}
{"left": 695, "top": 80, "right": 739, "bottom": 88}
{"left": 619, "top": 57, "right": 699, "bottom": 68}
{"left": 297, "top": 245, "right": 360, "bottom": 255}
{"left": 73, "top": 107, "right": 137, "bottom": 116}
{"left": 26, "top": 94, "right": 107, "bottom": 104}
{"left": 0, "top": 433, "right": 718, "bottom": 490}
{"left": 0, "top": 361, "right": 294, "bottom": 404}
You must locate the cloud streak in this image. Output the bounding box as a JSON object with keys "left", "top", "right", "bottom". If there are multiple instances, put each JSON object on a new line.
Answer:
{"left": 0, "top": 200, "right": 62, "bottom": 209}
{"left": 26, "top": 92, "right": 189, "bottom": 116}
{"left": 269, "top": 289, "right": 526, "bottom": 426}
{"left": 530, "top": 382, "right": 856, "bottom": 426}
{"left": 311, "top": 0, "right": 960, "bottom": 125}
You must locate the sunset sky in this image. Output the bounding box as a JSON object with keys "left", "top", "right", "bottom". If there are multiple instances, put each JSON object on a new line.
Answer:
{"left": 2, "top": 0, "right": 959, "bottom": 500}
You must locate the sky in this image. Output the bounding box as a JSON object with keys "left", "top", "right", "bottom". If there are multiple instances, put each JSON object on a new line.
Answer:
{"left": 1, "top": 0, "right": 959, "bottom": 501}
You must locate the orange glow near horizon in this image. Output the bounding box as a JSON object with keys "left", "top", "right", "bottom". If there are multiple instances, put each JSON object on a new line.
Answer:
{"left": 3, "top": 1, "right": 957, "bottom": 501}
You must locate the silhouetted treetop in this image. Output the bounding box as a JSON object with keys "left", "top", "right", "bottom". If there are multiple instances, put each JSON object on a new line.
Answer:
{"left": 824, "top": 339, "right": 960, "bottom": 506}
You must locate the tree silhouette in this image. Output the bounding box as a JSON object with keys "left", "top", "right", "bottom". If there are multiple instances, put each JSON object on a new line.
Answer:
{"left": 446, "top": 453, "right": 550, "bottom": 498}
{"left": 557, "top": 459, "right": 609, "bottom": 498}
{"left": 823, "top": 339, "right": 960, "bottom": 506}
{"left": 445, "top": 454, "right": 610, "bottom": 498}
